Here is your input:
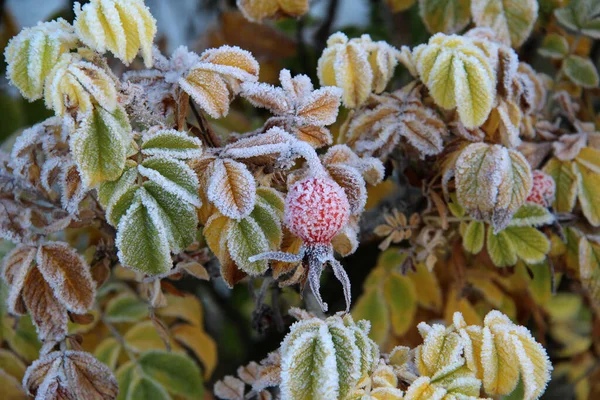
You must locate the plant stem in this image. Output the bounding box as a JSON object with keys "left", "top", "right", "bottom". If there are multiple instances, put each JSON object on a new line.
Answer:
{"left": 189, "top": 99, "right": 221, "bottom": 148}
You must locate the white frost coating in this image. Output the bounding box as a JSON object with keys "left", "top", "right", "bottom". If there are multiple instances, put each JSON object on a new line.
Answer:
{"left": 138, "top": 156, "right": 201, "bottom": 207}
{"left": 40, "top": 157, "right": 63, "bottom": 193}
{"left": 59, "top": 163, "right": 88, "bottom": 216}
{"left": 141, "top": 128, "right": 203, "bottom": 159}
{"left": 206, "top": 158, "right": 256, "bottom": 220}
{"left": 3, "top": 245, "right": 36, "bottom": 315}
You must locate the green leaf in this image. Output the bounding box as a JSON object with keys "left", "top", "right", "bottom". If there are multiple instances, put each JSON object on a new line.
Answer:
{"left": 139, "top": 156, "right": 200, "bottom": 207}
{"left": 463, "top": 220, "right": 485, "bottom": 254}
{"left": 554, "top": 0, "right": 600, "bottom": 39}
{"left": 419, "top": 0, "right": 471, "bottom": 34}
{"left": 70, "top": 107, "right": 131, "bottom": 187}
{"left": 94, "top": 338, "right": 122, "bottom": 370}
{"left": 106, "top": 186, "right": 139, "bottom": 227}
{"left": 226, "top": 217, "right": 269, "bottom": 275}
{"left": 543, "top": 158, "right": 577, "bottom": 213}
{"left": 256, "top": 187, "right": 285, "bottom": 217}
{"left": 471, "top": 0, "right": 539, "bottom": 47}
{"left": 143, "top": 182, "right": 198, "bottom": 253}
{"left": 509, "top": 203, "right": 555, "bottom": 227}
{"left": 124, "top": 321, "right": 170, "bottom": 353}
{"left": 4, "top": 314, "right": 41, "bottom": 362}
{"left": 105, "top": 293, "right": 148, "bottom": 323}
{"left": 352, "top": 288, "right": 390, "bottom": 345}
{"left": 487, "top": 226, "right": 518, "bottom": 267}
{"left": 141, "top": 129, "right": 202, "bottom": 159}
{"left": 250, "top": 198, "right": 282, "bottom": 249}
{"left": 574, "top": 157, "right": 600, "bottom": 227}
{"left": 562, "top": 55, "right": 599, "bottom": 88}
{"left": 98, "top": 166, "right": 138, "bottom": 209}
{"left": 526, "top": 262, "right": 553, "bottom": 305}
{"left": 504, "top": 226, "right": 550, "bottom": 264}
{"left": 326, "top": 321, "right": 361, "bottom": 399}
{"left": 538, "top": 33, "right": 569, "bottom": 58}
{"left": 138, "top": 351, "right": 204, "bottom": 399}
{"left": 384, "top": 272, "right": 417, "bottom": 336}
{"left": 116, "top": 362, "right": 137, "bottom": 400}
{"left": 116, "top": 197, "right": 172, "bottom": 275}
{"left": 127, "top": 376, "right": 171, "bottom": 400}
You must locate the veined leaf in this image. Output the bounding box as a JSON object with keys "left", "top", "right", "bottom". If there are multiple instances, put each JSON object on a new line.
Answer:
{"left": 141, "top": 129, "right": 202, "bottom": 159}
{"left": 384, "top": 272, "right": 417, "bottom": 336}
{"left": 471, "top": 0, "right": 539, "bottom": 47}
{"left": 509, "top": 203, "right": 554, "bottom": 227}
{"left": 227, "top": 217, "right": 269, "bottom": 275}
{"left": 543, "top": 158, "right": 577, "bottom": 213}
{"left": 562, "top": 55, "right": 600, "bottom": 88}
{"left": 419, "top": 0, "right": 471, "bottom": 34}
{"left": 138, "top": 351, "right": 204, "bottom": 399}
{"left": 138, "top": 156, "right": 201, "bottom": 207}
{"left": 463, "top": 220, "right": 485, "bottom": 254}
{"left": 70, "top": 107, "right": 131, "bottom": 187}
{"left": 206, "top": 158, "right": 256, "bottom": 220}
{"left": 538, "top": 33, "right": 569, "bottom": 59}
{"left": 503, "top": 226, "right": 550, "bottom": 264}
{"left": 574, "top": 150, "right": 600, "bottom": 226}
{"left": 554, "top": 0, "right": 600, "bottom": 39}
{"left": 487, "top": 225, "right": 518, "bottom": 267}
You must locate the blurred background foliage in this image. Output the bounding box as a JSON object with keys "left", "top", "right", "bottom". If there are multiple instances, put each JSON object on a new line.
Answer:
{"left": 1, "top": 1, "right": 600, "bottom": 399}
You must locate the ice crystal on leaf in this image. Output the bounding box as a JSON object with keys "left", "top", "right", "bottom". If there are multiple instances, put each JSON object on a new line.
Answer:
{"left": 344, "top": 83, "right": 447, "bottom": 159}
{"left": 453, "top": 142, "right": 532, "bottom": 232}
{"left": 279, "top": 312, "right": 379, "bottom": 400}
{"left": 241, "top": 69, "right": 342, "bottom": 148}
{"left": 44, "top": 53, "right": 118, "bottom": 117}
{"left": 412, "top": 33, "right": 496, "bottom": 128}
{"left": 318, "top": 33, "right": 400, "bottom": 108}
{"left": 4, "top": 19, "right": 78, "bottom": 101}
{"left": 180, "top": 46, "right": 259, "bottom": 118}
{"left": 2, "top": 242, "right": 96, "bottom": 342}
{"left": 23, "top": 350, "right": 118, "bottom": 399}
{"left": 237, "top": 0, "right": 309, "bottom": 23}
{"left": 73, "top": 0, "right": 157, "bottom": 67}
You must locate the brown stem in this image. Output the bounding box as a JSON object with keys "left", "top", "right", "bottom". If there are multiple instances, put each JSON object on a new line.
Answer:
{"left": 189, "top": 99, "right": 221, "bottom": 148}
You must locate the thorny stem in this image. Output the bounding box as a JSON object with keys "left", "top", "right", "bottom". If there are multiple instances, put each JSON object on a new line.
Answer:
{"left": 189, "top": 99, "right": 221, "bottom": 148}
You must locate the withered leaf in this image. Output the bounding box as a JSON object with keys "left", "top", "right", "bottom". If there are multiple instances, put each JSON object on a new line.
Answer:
{"left": 2, "top": 245, "right": 36, "bottom": 315}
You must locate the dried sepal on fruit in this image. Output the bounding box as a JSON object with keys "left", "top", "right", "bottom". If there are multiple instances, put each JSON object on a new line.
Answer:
{"left": 179, "top": 45, "right": 259, "bottom": 118}
{"left": 73, "top": 0, "right": 157, "bottom": 67}
{"left": 344, "top": 83, "right": 448, "bottom": 158}
{"left": 4, "top": 19, "right": 78, "bottom": 101}
{"left": 318, "top": 32, "right": 400, "bottom": 108}
{"left": 44, "top": 53, "right": 118, "bottom": 117}
{"left": 412, "top": 33, "right": 496, "bottom": 128}
{"left": 241, "top": 69, "right": 342, "bottom": 148}
{"left": 453, "top": 142, "right": 532, "bottom": 232}
{"left": 237, "top": 0, "right": 309, "bottom": 23}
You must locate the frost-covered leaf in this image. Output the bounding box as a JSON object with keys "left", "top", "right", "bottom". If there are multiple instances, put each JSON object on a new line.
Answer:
{"left": 562, "top": 55, "right": 599, "bottom": 88}
{"left": 141, "top": 129, "right": 202, "bottom": 159}
{"left": 139, "top": 156, "right": 201, "bottom": 207}
{"left": 115, "top": 197, "right": 172, "bottom": 275}
{"left": 471, "top": 0, "right": 538, "bottom": 47}
{"left": 318, "top": 33, "right": 375, "bottom": 108}
{"left": 487, "top": 225, "right": 518, "bottom": 267}
{"left": 455, "top": 143, "right": 532, "bottom": 232}
{"left": 227, "top": 217, "right": 270, "bottom": 275}
{"left": 2, "top": 245, "right": 36, "bottom": 315}
{"left": 222, "top": 127, "right": 294, "bottom": 165}
{"left": 416, "top": 324, "right": 464, "bottom": 378}
{"left": 463, "top": 220, "right": 485, "bottom": 254}
{"left": 180, "top": 46, "right": 259, "bottom": 118}
{"left": 4, "top": 19, "right": 77, "bottom": 101}
{"left": 538, "top": 33, "right": 569, "bottom": 59}
{"left": 543, "top": 158, "right": 577, "bottom": 212}
{"left": 22, "top": 267, "right": 68, "bottom": 342}
{"left": 412, "top": 33, "right": 495, "bottom": 128}
{"left": 36, "top": 242, "right": 96, "bottom": 314}
{"left": 419, "top": 0, "right": 471, "bottom": 34}
{"left": 554, "top": 0, "right": 600, "bottom": 39}
{"left": 237, "top": 0, "right": 309, "bottom": 22}
{"left": 45, "top": 53, "right": 118, "bottom": 116}
{"left": 70, "top": 107, "right": 131, "bottom": 187}
{"left": 207, "top": 158, "right": 256, "bottom": 220}
{"left": 138, "top": 350, "right": 204, "bottom": 399}
{"left": 214, "top": 375, "right": 245, "bottom": 400}
{"left": 509, "top": 203, "right": 554, "bottom": 227}
{"left": 24, "top": 350, "right": 118, "bottom": 400}
{"left": 74, "top": 0, "right": 157, "bottom": 67}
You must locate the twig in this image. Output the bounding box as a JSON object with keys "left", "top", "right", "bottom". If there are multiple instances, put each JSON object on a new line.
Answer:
{"left": 314, "top": 0, "right": 339, "bottom": 54}
{"left": 189, "top": 99, "right": 221, "bottom": 148}
{"left": 101, "top": 314, "right": 139, "bottom": 364}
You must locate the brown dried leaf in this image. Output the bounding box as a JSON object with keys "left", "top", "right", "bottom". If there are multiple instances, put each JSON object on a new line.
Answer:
{"left": 238, "top": 0, "right": 308, "bottom": 23}
{"left": 214, "top": 375, "right": 245, "bottom": 400}
{"left": 63, "top": 351, "right": 118, "bottom": 399}
{"left": 553, "top": 132, "right": 587, "bottom": 161}
{"left": 207, "top": 158, "right": 256, "bottom": 220}
{"left": 180, "top": 261, "right": 210, "bottom": 280}
{"left": 36, "top": 242, "right": 96, "bottom": 313}
{"left": 2, "top": 245, "right": 36, "bottom": 315}
{"left": 294, "top": 125, "right": 332, "bottom": 148}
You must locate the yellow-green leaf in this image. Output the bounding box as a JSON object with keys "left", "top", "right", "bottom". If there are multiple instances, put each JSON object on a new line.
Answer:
{"left": 352, "top": 288, "right": 390, "bottom": 345}
{"left": 562, "top": 55, "right": 600, "bottom": 88}
{"left": 538, "top": 33, "right": 569, "bottom": 59}
{"left": 419, "top": 0, "right": 471, "bottom": 34}
{"left": 543, "top": 158, "right": 577, "bottom": 213}
{"left": 503, "top": 226, "right": 550, "bottom": 264}
{"left": 463, "top": 220, "right": 485, "bottom": 254}
{"left": 471, "top": 0, "right": 539, "bottom": 47}
{"left": 487, "top": 226, "right": 518, "bottom": 267}
{"left": 384, "top": 272, "right": 417, "bottom": 336}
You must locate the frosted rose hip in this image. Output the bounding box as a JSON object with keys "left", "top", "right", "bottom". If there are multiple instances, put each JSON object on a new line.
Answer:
{"left": 284, "top": 177, "right": 350, "bottom": 244}
{"left": 527, "top": 170, "right": 555, "bottom": 207}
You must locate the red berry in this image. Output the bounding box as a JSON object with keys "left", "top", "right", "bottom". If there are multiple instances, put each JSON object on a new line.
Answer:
{"left": 284, "top": 176, "right": 350, "bottom": 244}
{"left": 527, "top": 170, "right": 555, "bottom": 207}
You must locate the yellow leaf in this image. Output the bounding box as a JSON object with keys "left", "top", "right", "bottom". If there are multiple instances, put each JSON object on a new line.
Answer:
{"left": 383, "top": 272, "right": 417, "bottom": 336}
{"left": 471, "top": 0, "right": 539, "bottom": 47}
{"left": 172, "top": 324, "right": 218, "bottom": 380}
{"left": 157, "top": 294, "right": 204, "bottom": 327}
{"left": 419, "top": 0, "right": 471, "bottom": 34}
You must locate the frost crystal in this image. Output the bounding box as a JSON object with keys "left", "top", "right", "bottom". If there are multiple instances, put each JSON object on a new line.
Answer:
{"left": 73, "top": 0, "right": 157, "bottom": 67}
